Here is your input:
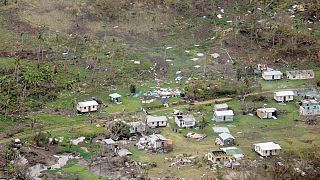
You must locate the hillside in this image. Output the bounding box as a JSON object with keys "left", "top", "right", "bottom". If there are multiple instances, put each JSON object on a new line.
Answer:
{"left": 0, "top": 0, "right": 320, "bottom": 179}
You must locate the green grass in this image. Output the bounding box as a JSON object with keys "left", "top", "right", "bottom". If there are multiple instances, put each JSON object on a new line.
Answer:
{"left": 52, "top": 159, "right": 107, "bottom": 180}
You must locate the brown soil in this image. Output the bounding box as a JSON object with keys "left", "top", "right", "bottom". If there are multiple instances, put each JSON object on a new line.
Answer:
{"left": 0, "top": 49, "right": 53, "bottom": 60}
{"left": 2, "top": 11, "right": 39, "bottom": 36}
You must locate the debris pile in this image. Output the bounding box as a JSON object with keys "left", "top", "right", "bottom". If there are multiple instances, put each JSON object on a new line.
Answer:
{"left": 185, "top": 132, "right": 206, "bottom": 140}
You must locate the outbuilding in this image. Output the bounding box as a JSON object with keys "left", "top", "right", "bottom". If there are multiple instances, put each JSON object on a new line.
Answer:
{"left": 109, "top": 93, "right": 122, "bottom": 104}
{"left": 257, "top": 108, "right": 277, "bottom": 119}
{"left": 214, "top": 110, "right": 234, "bottom": 122}
{"left": 274, "top": 91, "right": 294, "bottom": 102}
{"left": 77, "top": 101, "right": 99, "bottom": 113}
{"left": 146, "top": 115, "right": 168, "bottom": 128}
{"left": 254, "top": 142, "right": 281, "bottom": 157}
{"left": 262, "top": 71, "right": 283, "bottom": 80}
{"left": 216, "top": 133, "right": 235, "bottom": 146}
{"left": 103, "top": 139, "right": 116, "bottom": 150}
{"left": 286, "top": 70, "right": 314, "bottom": 80}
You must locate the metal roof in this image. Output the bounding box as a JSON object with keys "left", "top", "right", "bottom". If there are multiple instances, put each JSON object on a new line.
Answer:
{"left": 78, "top": 101, "right": 98, "bottom": 107}
{"left": 274, "top": 91, "right": 295, "bottom": 96}
{"left": 149, "top": 134, "right": 167, "bottom": 141}
{"left": 214, "top": 110, "right": 234, "bottom": 116}
{"left": 263, "top": 70, "right": 283, "bottom": 76}
{"left": 219, "top": 132, "right": 235, "bottom": 140}
{"left": 214, "top": 103, "right": 228, "bottom": 109}
{"left": 213, "top": 127, "right": 230, "bottom": 134}
{"left": 109, "top": 93, "right": 122, "bottom": 98}
{"left": 257, "top": 108, "right": 277, "bottom": 113}
{"left": 103, "top": 139, "right": 115, "bottom": 144}
{"left": 117, "top": 148, "right": 132, "bottom": 157}
{"left": 254, "top": 142, "right": 282, "bottom": 150}
{"left": 146, "top": 115, "right": 168, "bottom": 123}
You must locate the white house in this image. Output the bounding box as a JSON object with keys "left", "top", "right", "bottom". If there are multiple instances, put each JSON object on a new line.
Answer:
{"left": 109, "top": 93, "right": 122, "bottom": 104}
{"left": 256, "top": 108, "right": 277, "bottom": 119}
{"left": 262, "top": 71, "right": 283, "bottom": 80}
{"left": 174, "top": 114, "right": 196, "bottom": 128}
{"left": 254, "top": 142, "right": 282, "bottom": 157}
{"left": 274, "top": 91, "right": 294, "bottom": 102}
{"left": 77, "top": 101, "right": 99, "bottom": 113}
{"left": 214, "top": 103, "right": 228, "bottom": 111}
{"left": 146, "top": 115, "right": 168, "bottom": 128}
{"left": 127, "top": 121, "right": 146, "bottom": 134}
{"left": 214, "top": 110, "right": 234, "bottom": 122}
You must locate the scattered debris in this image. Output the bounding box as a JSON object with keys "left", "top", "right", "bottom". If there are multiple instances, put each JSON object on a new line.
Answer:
{"left": 71, "top": 137, "right": 85, "bottom": 145}
{"left": 185, "top": 132, "right": 206, "bottom": 140}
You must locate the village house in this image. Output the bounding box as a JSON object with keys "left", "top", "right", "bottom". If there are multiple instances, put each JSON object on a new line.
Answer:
{"left": 109, "top": 93, "right": 122, "bottom": 104}
{"left": 299, "top": 99, "right": 320, "bottom": 116}
{"left": 215, "top": 132, "right": 235, "bottom": 146}
{"left": 286, "top": 70, "right": 314, "bottom": 80}
{"left": 207, "top": 150, "right": 232, "bottom": 164}
{"left": 254, "top": 142, "right": 282, "bottom": 157}
{"left": 103, "top": 139, "right": 116, "bottom": 150}
{"left": 274, "top": 91, "right": 294, "bottom": 102}
{"left": 214, "top": 110, "right": 234, "bottom": 122}
{"left": 146, "top": 115, "right": 168, "bottom": 128}
{"left": 214, "top": 103, "right": 229, "bottom": 111}
{"left": 174, "top": 114, "right": 196, "bottom": 128}
{"left": 76, "top": 100, "right": 99, "bottom": 113}
{"left": 220, "top": 147, "right": 244, "bottom": 160}
{"left": 262, "top": 70, "right": 283, "bottom": 80}
{"left": 127, "top": 121, "right": 146, "bottom": 134}
{"left": 257, "top": 108, "right": 277, "bottom": 119}
{"left": 136, "top": 134, "right": 172, "bottom": 152}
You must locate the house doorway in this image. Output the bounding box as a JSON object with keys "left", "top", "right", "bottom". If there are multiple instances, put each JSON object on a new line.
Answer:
{"left": 283, "top": 96, "right": 286, "bottom": 102}
{"left": 223, "top": 116, "right": 226, "bottom": 121}
{"left": 272, "top": 75, "right": 274, "bottom": 79}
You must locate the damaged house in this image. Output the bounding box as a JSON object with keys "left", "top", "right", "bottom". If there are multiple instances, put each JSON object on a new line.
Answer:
{"left": 207, "top": 150, "right": 232, "bottom": 164}
{"left": 299, "top": 99, "right": 320, "bottom": 116}
{"left": 127, "top": 121, "right": 146, "bottom": 134}
{"left": 174, "top": 114, "right": 196, "bottom": 128}
{"left": 137, "top": 134, "right": 172, "bottom": 152}
{"left": 257, "top": 108, "right": 277, "bottom": 119}
{"left": 286, "top": 70, "right": 314, "bottom": 80}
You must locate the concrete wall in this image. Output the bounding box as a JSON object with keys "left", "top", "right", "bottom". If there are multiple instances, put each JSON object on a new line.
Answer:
{"left": 77, "top": 105, "right": 98, "bottom": 113}
{"left": 262, "top": 74, "right": 282, "bottom": 80}
{"left": 274, "top": 95, "right": 294, "bottom": 102}
{"left": 214, "top": 115, "right": 234, "bottom": 122}
{"left": 147, "top": 121, "right": 167, "bottom": 128}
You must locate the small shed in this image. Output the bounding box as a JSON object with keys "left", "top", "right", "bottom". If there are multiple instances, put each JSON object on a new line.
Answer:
{"left": 274, "top": 91, "right": 294, "bottom": 102}
{"left": 262, "top": 71, "right": 283, "bottom": 80}
{"left": 214, "top": 103, "right": 229, "bottom": 111}
{"left": 254, "top": 142, "right": 281, "bottom": 157}
{"left": 77, "top": 101, "right": 99, "bottom": 113}
{"left": 257, "top": 108, "right": 277, "bottom": 119}
{"left": 103, "top": 139, "right": 116, "bottom": 150}
{"left": 217, "top": 133, "right": 235, "bottom": 146}
{"left": 109, "top": 93, "right": 122, "bottom": 104}
{"left": 146, "top": 115, "right": 168, "bottom": 128}
{"left": 214, "top": 110, "right": 234, "bottom": 122}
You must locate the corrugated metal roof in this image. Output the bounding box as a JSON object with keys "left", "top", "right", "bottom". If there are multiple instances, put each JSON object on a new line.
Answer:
{"left": 78, "top": 101, "right": 98, "bottom": 107}
{"left": 274, "top": 91, "right": 295, "bottom": 96}
{"left": 219, "top": 132, "right": 235, "bottom": 140}
{"left": 146, "top": 115, "right": 168, "bottom": 123}
{"left": 214, "top": 110, "right": 234, "bottom": 116}
{"left": 263, "top": 70, "right": 283, "bottom": 76}
{"left": 213, "top": 127, "right": 230, "bottom": 133}
{"left": 109, "top": 93, "right": 122, "bottom": 98}
{"left": 254, "top": 142, "right": 281, "bottom": 150}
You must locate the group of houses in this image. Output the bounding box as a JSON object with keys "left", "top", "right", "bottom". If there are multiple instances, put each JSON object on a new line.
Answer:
{"left": 257, "top": 64, "right": 314, "bottom": 81}
{"left": 76, "top": 93, "right": 122, "bottom": 113}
